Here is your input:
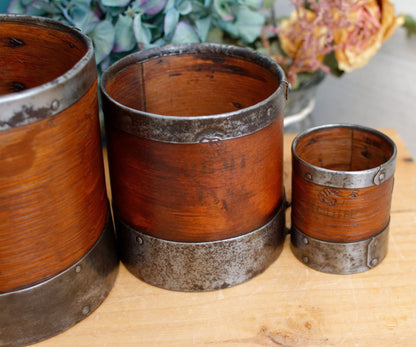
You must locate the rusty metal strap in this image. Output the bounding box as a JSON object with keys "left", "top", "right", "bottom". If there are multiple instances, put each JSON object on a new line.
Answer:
{"left": 290, "top": 224, "right": 389, "bottom": 274}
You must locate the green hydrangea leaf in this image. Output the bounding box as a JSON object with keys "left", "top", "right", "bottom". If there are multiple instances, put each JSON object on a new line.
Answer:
{"left": 234, "top": 6, "right": 264, "bottom": 43}
{"left": 213, "top": 0, "right": 233, "bottom": 21}
{"left": 114, "top": 14, "right": 136, "bottom": 52}
{"left": 101, "top": 0, "right": 130, "bottom": 7}
{"left": 7, "top": 0, "right": 27, "bottom": 13}
{"left": 69, "top": 1, "right": 99, "bottom": 32}
{"left": 133, "top": 14, "right": 153, "bottom": 45}
{"left": 176, "top": 0, "right": 193, "bottom": 15}
{"left": 171, "top": 21, "right": 200, "bottom": 43}
{"left": 195, "top": 16, "right": 212, "bottom": 41}
{"left": 89, "top": 20, "right": 115, "bottom": 64}
{"left": 205, "top": 27, "right": 224, "bottom": 43}
{"left": 238, "top": 0, "right": 263, "bottom": 11}
{"left": 164, "top": 7, "right": 180, "bottom": 39}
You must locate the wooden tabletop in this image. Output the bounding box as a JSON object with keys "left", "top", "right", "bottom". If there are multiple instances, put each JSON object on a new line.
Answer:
{"left": 35, "top": 129, "right": 416, "bottom": 346}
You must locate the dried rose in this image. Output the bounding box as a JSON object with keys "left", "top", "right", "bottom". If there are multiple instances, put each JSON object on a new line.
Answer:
{"left": 279, "top": 8, "right": 328, "bottom": 77}
{"left": 334, "top": 0, "right": 404, "bottom": 72}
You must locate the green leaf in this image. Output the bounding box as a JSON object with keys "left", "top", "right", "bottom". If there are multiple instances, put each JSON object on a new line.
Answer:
{"left": 205, "top": 27, "right": 225, "bottom": 43}
{"left": 69, "top": 1, "right": 99, "bottom": 31}
{"left": 171, "top": 21, "right": 200, "bottom": 43}
{"left": 262, "top": 0, "right": 274, "bottom": 9}
{"left": 164, "top": 7, "right": 180, "bottom": 39}
{"left": 234, "top": 7, "right": 264, "bottom": 43}
{"left": 114, "top": 14, "right": 136, "bottom": 52}
{"left": 164, "top": 0, "right": 175, "bottom": 12}
{"left": 176, "top": 0, "right": 193, "bottom": 15}
{"left": 238, "top": 0, "right": 263, "bottom": 11}
{"left": 323, "top": 51, "right": 344, "bottom": 78}
{"left": 101, "top": 0, "right": 130, "bottom": 7}
{"left": 133, "top": 14, "right": 153, "bottom": 44}
{"left": 7, "top": 0, "right": 26, "bottom": 13}
{"left": 404, "top": 14, "right": 416, "bottom": 37}
{"left": 195, "top": 16, "right": 212, "bottom": 41}
{"left": 88, "top": 20, "right": 115, "bottom": 64}
{"left": 213, "top": 0, "right": 233, "bottom": 21}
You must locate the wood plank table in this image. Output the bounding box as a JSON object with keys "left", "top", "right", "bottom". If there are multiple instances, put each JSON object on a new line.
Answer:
{"left": 35, "top": 129, "right": 416, "bottom": 346}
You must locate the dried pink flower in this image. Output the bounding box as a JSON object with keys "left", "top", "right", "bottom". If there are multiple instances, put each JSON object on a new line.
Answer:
{"left": 264, "top": 0, "right": 403, "bottom": 85}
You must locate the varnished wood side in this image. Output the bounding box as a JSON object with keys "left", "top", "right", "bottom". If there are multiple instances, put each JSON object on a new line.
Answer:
{"left": 104, "top": 50, "right": 284, "bottom": 242}
{"left": 0, "top": 81, "right": 108, "bottom": 292}
{"left": 107, "top": 118, "right": 284, "bottom": 242}
{"left": 292, "top": 175, "right": 393, "bottom": 242}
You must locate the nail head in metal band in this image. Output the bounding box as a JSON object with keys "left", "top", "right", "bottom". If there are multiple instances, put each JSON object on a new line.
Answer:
{"left": 101, "top": 43, "right": 288, "bottom": 144}
{"left": 116, "top": 201, "right": 286, "bottom": 291}
{"left": 0, "top": 213, "right": 119, "bottom": 347}
{"left": 290, "top": 224, "right": 389, "bottom": 274}
{"left": 0, "top": 14, "right": 97, "bottom": 130}
{"left": 292, "top": 124, "right": 397, "bottom": 188}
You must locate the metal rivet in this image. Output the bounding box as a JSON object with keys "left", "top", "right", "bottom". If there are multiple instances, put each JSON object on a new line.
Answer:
{"left": 267, "top": 108, "right": 272, "bottom": 117}
{"left": 82, "top": 306, "right": 90, "bottom": 315}
{"left": 303, "top": 237, "right": 309, "bottom": 245}
{"left": 379, "top": 172, "right": 385, "bottom": 182}
{"left": 370, "top": 258, "right": 378, "bottom": 267}
{"left": 51, "top": 100, "right": 60, "bottom": 110}
{"left": 75, "top": 265, "right": 82, "bottom": 273}
{"left": 136, "top": 236, "right": 143, "bottom": 245}
{"left": 305, "top": 173, "right": 312, "bottom": 180}
{"left": 303, "top": 256, "right": 309, "bottom": 264}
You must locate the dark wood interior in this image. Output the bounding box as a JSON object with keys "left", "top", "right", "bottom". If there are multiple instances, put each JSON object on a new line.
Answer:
{"left": 294, "top": 127, "right": 394, "bottom": 171}
{"left": 105, "top": 54, "right": 279, "bottom": 116}
{"left": 0, "top": 22, "right": 87, "bottom": 94}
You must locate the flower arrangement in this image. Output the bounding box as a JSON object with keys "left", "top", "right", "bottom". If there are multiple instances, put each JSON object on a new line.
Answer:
{"left": 8, "top": 0, "right": 405, "bottom": 87}
{"left": 257, "top": 0, "right": 405, "bottom": 87}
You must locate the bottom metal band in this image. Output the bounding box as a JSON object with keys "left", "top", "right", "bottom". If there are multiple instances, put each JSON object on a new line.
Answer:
{"left": 290, "top": 224, "right": 389, "bottom": 274}
{"left": 117, "top": 201, "right": 287, "bottom": 291}
{"left": 0, "top": 213, "right": 119, "bottom": 347}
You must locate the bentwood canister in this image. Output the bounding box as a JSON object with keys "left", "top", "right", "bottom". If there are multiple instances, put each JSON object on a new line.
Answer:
{"left": 290, "top": 124, "right": 397, "bottom": 274}
{"left": 0, "top": 15, "right": 118, "bottom": 346}
{"left": 101, "top": 44, "right": 289, "bottom": 291}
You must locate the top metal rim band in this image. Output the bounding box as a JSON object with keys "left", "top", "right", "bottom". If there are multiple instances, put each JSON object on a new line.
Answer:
{"left": 101, "top": 43, "right": 289, "bottom": 144}
{"left": 292, "top": 123, "right": 397, "bottom": 188}
{"left": 0, "top": 14, "right": 97, "bottom": 130}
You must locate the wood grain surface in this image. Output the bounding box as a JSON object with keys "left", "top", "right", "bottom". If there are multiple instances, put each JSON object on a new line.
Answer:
{"left": 0, "top": 81, "right": 108, "bottom": 292}
{"left": 107, "top": 120, "right": 283, "bottom": 242}
{"left": 32, "top": 129, "right": 416, "bottom": 346}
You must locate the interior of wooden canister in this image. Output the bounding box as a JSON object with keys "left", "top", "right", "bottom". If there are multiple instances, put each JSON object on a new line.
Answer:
{"left": 294, "top": 127, "right": 394, "bottom": 171}
{"left": 0, "top": 22, "right": 88, "bottom": 95}
{"left": 105, "top": 53, "right": 280, "bottom": 116}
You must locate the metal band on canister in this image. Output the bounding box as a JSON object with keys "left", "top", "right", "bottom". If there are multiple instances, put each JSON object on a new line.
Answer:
{"left": 290, "top": 224, "right": 389, "bottom": 274}
{"left": 102, "top": 43, "right": 289, "bottom": 290}
{"left": 290, "top": 124, "right": 397, "bottom": 274}
{"left": 0, "top": 214, "right": 118, "bottom": 347}
{"left": 116, "top": 200, "right": 286, "bottom": 292}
